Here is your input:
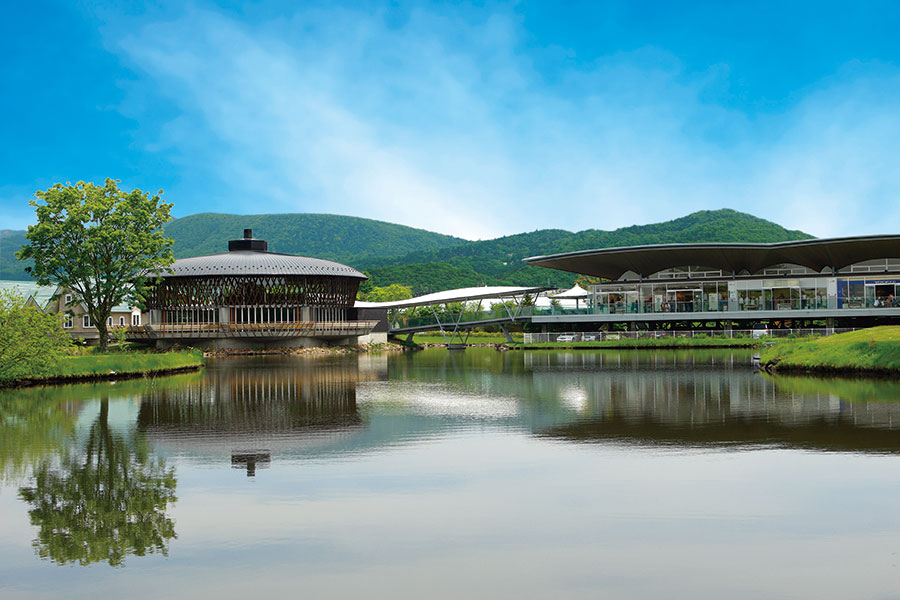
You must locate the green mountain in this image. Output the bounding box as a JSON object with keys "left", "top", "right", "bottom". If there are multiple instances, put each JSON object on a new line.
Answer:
{"left": 164, "top": 213, "right": 466, "bottom": 263}
{"left": 364, "top": 209, "right": 813, "bottom": 293}
{"left": 0, "top": 230, "right": 30, "bottom": 280}
{"left": 0, "top": 209, "right": 812, "bottom": 291}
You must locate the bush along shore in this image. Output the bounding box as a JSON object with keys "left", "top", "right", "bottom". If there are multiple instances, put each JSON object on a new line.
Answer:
{"left": 761, "top": 326, "right": 900, "bottom": 376}
{"left": 0, "top": 349, "right": 205, "bottom": 388}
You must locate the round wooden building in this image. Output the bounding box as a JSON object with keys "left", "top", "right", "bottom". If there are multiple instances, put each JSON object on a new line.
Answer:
{"left": 132, "top": 229, "right": 379, "bottom": 349}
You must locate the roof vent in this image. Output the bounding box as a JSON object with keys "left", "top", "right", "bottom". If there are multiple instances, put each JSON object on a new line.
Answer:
{"left": 228, "top": 229, "right": 268, "bottom": 252}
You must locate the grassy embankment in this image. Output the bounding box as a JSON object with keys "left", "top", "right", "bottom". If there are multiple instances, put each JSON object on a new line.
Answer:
{"left": 521, "top": 335, "right": 760, "bottom": 349}
{"left": 761, "top": 326, "right": 900, "bottom": 374}
{"left": 1, "top": 348, "right": 205, "bottom": 387}
{"left": 412, "top": 332, "right": 523, "bottom": 345}
{"left": 410, "top": 332, "right": 759, "bottom": 348}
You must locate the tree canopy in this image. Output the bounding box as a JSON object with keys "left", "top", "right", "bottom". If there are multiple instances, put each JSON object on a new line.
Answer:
{"left": 17, "top": 179, "right": 174, "bottom": 351}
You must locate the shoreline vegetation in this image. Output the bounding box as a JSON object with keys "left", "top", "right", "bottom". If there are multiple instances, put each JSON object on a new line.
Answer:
{"left": 0, "top": 350, "right": 205, "bottom": 389}
{"left": 761, "top": 326, "right": 900, "bottom": 376}
{"left": 409, "top": 332, "right": 760, "bottom": 349}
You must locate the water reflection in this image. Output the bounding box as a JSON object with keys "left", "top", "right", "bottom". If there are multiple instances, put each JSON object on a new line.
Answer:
{"left": 4, "top": 347, "right": 900, "bottom": 580}
{"left": 521, "top": 350, "right": 900, "bottom": 453}
{"left": 137, "top": 355, "right": 386, "bottom": 471}
{"left": 18, "top": 397, "right": 177, "bottom": 566}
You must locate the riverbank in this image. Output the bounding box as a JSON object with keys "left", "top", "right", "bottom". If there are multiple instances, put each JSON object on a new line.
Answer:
{"left": 761, "top": 326, "right": 900, "bottom": 375}
{"left": 0, "top": 350, "right": 205, "bottom": 388}
{"left": 517, "top": 336, "right": 759, "bottom": 350}
{"left": 203, "top": 342, "right": 407, "bottom": 357}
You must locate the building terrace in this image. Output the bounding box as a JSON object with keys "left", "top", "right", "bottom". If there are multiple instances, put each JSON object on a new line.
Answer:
{"left": 524, "top": 235, "right": 900, "bottom": 328}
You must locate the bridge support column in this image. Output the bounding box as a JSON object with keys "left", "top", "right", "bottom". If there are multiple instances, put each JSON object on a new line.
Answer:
{"left": 499, "top": 324, "right": 514, "bottom": 343}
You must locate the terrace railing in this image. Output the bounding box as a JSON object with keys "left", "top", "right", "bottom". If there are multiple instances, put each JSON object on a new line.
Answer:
{"left": 126, "top": 320, "right": 380, "bottom": 340}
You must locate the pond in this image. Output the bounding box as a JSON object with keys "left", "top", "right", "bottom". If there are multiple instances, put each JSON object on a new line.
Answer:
{"left": 2, "top": 348, "right": 900, "bottom": 599}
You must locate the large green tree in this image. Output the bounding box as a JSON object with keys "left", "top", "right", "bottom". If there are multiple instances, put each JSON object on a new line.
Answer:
{"left": 17, "top": 179, "right": 174, "bottom": 351}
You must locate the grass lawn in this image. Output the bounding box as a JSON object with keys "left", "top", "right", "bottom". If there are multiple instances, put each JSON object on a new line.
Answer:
{"left": 3, "top": 350, "right": 205, "bottom": 385}
{"left": 412, "top": 333, "right": 523, "bottom": 345}
{"left": 761, "top": 326, "right": 900, "bottom": 373}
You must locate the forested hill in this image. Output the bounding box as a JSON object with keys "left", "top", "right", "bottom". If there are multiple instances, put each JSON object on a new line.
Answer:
{"left": 0, "top": 230, "right": 29, "bottom": 280}
{"left": 363, "top": 209, "right": 813, "bottom": 292}
{"left": 164, "top": 213, "right": 467, "bottom": 262}
{"left": 0, "top": 209, "right": 812, "bottom": 289}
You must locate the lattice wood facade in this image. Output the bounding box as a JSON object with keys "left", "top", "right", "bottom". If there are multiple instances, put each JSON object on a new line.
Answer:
{"left": 144, "top": 274, "right": 361, "bottom": 325}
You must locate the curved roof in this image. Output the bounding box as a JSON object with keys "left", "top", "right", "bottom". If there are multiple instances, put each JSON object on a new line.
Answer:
{"left": 162, "top": 251, "right": 366, "bottom": 279}
{"left": 524, "top": 235, "right": 900, "bottom": 280}
{"left": 355, "top": 285, "right": 547, "bottom": 309}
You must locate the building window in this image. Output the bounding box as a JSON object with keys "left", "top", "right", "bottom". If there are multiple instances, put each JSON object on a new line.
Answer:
{"left": 63, "top": 315, "right": 74, "bottom": 329}
{"left": 64, "top": 294, "right": 72, "bottom": 304}
{"left": 107, "top": 317, "right": 113, "bottom": 327}
{"left": 119, "top": 316, "right": 125, "bottom": 326}
{"left": 83, "top": 315, "right": 92, "bottom": 328}
{"left": 132, "top": 313, "right": 141, "bottom": 326}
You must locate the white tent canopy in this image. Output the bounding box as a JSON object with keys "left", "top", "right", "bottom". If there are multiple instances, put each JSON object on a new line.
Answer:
{"left": 551, "top": 284, "right": 589, "bottom": 299}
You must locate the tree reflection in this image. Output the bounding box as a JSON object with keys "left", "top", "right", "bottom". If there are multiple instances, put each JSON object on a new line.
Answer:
{"left": 19, "top": 398, "right": 177, "bottom": 566}
{"left": 0, "top": 387, "right": 77, "bottom": 482}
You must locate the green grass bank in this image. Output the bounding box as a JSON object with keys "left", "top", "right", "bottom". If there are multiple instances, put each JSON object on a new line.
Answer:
{"left": 409, "top": 332, "right": 759, "bottom": 349}
{"left": 1, "top": 350, "right": 205, "bottom": 387}
{"left": 761, "top": 326, "right": 900, "bottom": 375}
{"left": 519, "top": 336, "right": 760, "bottom": 350}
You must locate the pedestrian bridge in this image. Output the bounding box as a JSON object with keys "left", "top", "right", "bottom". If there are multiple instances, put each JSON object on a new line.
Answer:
{"left": 355, "top": 286, "right": 548, "bottom": 345}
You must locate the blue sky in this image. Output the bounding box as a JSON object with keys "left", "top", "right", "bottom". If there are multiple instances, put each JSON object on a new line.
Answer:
{"left": 3, "top": 1, "right": 900, "bottom": 239}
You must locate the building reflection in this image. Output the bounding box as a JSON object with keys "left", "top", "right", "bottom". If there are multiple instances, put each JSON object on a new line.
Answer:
{"left": 137, "top": 355, "right": 388, "bottom": 473}
{"left": 524, "top": 351, "right": 900, "bottom": 453}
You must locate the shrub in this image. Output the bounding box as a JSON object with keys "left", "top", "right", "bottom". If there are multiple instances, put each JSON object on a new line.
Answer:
{"left": 0, "top": 289, "right": 72, "bottom": 380}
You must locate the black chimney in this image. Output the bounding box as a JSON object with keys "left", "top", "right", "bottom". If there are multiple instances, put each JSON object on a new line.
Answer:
{"left": 228, "top": 229, "right": 268, "bottom": 252}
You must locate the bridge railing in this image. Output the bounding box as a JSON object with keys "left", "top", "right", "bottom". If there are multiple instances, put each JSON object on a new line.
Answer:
{"left": 392, "top": 307, "right": 534, "bottom": 330}
{"left": 523, "top": 328, "right": 857, "bottom": 344}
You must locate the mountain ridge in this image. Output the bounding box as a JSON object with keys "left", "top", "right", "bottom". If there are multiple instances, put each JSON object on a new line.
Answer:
{"left": 0, "top": 209, "right": 814, "bottom": 291}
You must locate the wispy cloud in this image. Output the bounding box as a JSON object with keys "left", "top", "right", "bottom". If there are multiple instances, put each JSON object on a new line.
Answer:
{"left": 108, "top": 5, "right": 900, "bottom": 239}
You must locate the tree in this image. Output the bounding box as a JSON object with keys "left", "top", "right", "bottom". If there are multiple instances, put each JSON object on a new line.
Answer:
{"left": 366, "top": 283, "right": 413, "bottom": 302}
{"left": 17, "top": 179, "right": 174, "bottom": 351}
{"left": 0, "top": 289, "right": 71, "bottom": 381}
{"left": 574, "top": 275, "right": 604, "bottom": 289}
{"left": 356, "top": 270, "right": 375, "bottom": 300}
{"left": 19, "top": 397, "right": 177, "bottom": 566}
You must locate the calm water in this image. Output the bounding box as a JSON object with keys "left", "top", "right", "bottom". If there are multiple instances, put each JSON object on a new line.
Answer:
{"left": 2, "top": 348, "right": 900, "bottom": 599}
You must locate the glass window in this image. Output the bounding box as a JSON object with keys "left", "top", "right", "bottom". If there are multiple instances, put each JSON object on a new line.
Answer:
{"left": 82, "top": 315, "right": 92, "bottom": 328}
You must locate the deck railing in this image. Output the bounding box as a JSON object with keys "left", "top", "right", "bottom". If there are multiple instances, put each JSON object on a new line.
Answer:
{"left": 126, "top": 320, "right": 379, "bottom": 339}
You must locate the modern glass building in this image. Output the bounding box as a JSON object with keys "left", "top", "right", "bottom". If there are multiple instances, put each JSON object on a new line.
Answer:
{"left": 524, "top": 235, "right": 900, "bottom": 328}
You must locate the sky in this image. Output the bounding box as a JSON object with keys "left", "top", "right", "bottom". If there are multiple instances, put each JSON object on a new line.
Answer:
{"left": 3, "top": 0, "right": 900, "bottom": 240}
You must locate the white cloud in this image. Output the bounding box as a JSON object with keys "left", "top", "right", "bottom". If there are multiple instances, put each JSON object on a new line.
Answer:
{"left": 109, "top": 6, "right": 900, "bottom": 239}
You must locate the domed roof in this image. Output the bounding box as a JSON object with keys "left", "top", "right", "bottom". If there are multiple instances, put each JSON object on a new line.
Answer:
{"left": 160, "top": 230, "right": 366, "bottom": 279}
